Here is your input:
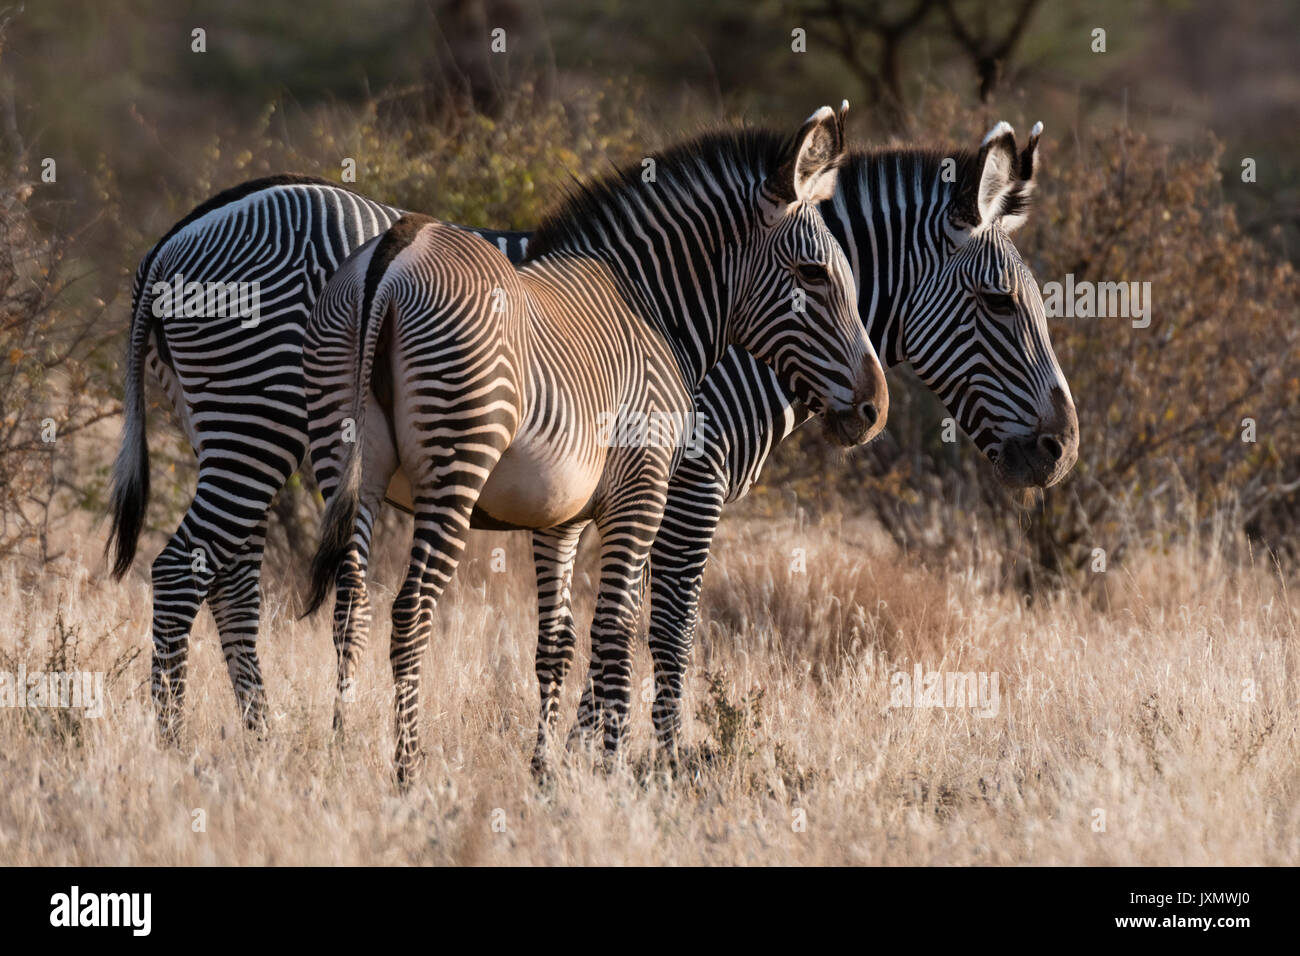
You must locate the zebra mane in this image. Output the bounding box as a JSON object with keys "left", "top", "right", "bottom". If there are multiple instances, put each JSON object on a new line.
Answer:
{"left": 843, "top": 145, "right": 1033, "bottom": 226}
{"left": 524, "top": 127, "right": 798, "bottom": 261}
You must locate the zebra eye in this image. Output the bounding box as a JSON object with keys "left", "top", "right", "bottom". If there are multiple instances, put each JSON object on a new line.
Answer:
{"left": 795, "top": 263, "right": 830, "bottom": 284}
{"left": 981, "top": 291, "right": 1018, "bottom": 315}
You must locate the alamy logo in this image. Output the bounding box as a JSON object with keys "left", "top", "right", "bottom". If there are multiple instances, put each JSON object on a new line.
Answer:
{"left": 0, "top": 667, "right": 104, "bottom": 717}
{"left": 1041, "top": 273, "right": 1151, "bottom": 328}
{"left": 596, "top": 407, "right": 707, "bottom": 459}
{"left": 151, "top": 273, "right": 262, "bottom": 328}
{"left": 49, "top": 886, "right": 151, "bottom": 936}
{"left": 888, "top": 664, "right": 1000, "bottom": 717}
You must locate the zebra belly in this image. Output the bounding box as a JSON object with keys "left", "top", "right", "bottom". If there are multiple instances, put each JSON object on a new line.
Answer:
{"left": 382, "top": 444, "right": 600, "bottom": 528}
{"left": 474, "top": 440, "right": 601, "bottom": 528}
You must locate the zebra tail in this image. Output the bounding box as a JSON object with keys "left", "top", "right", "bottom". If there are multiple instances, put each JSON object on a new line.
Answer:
{"left": 106, "top": 268, "right": 155, "bottom": 579}
{"left": 304, "top": 292, "right": 393, "bottom": 616}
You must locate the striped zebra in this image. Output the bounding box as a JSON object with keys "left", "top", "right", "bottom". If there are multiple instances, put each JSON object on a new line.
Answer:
{"left": 302, "top": 107, "right": 888, "bottom": 780}
{"left": 110, "top": 177, "right": 430, "bottom": 736}
{"left": 627, "top": 121, "right": 1078, "bottom": 753}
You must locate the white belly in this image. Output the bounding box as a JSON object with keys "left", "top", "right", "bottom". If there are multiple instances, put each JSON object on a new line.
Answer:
{"left": 383, "top": 440, "right": 601, "bottom": 528}
{"left": 476, "top": 439, "right": 601, "bottom": 527}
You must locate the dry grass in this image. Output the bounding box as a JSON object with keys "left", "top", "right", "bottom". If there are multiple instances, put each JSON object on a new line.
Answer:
{"left": 0, "top": 512, "right": 1296, "bottom": 865}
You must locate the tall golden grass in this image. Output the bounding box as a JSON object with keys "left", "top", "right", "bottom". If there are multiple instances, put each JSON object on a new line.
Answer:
{"left": 1, "top": 508, "right": 1294, "bottom": 865}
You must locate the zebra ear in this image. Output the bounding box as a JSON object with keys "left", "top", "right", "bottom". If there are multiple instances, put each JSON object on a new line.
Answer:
{"left": 964, "top": 120, "right": 1039, "bottom": 233}
{"left": 770, "top": 102, "right": 847, "bottom": 206}
{"left": 975, "top": 121, "right": 1019, "bottom": 225}
{"left": 1000, "top": 121, "right": 1042, "bottom": 233}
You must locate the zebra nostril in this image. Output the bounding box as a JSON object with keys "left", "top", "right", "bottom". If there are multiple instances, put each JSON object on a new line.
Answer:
{"left": 858, "top": 401, "right": 878, "bottom": 427}
{"left": 1038, "top": 433, "right": 1063, "bottom": 463}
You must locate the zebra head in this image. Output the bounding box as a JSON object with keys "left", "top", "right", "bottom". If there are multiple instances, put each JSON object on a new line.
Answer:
{"left": 733, "top": 102, "right": 888, "bottom": 448}
{"left": 906, "top": 121, "right": 1077, "bottom": 489}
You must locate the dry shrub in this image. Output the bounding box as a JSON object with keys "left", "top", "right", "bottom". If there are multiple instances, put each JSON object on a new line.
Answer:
{"left": 0, "top": 171, "right": 118, "bottom": 563}
{"left": 698, "top": 513, "right": 965, "bottom": 673}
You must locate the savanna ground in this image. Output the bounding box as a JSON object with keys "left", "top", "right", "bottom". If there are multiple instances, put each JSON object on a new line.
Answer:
{"left": 2, "top": 508, "right": 1295, "bottom": 866}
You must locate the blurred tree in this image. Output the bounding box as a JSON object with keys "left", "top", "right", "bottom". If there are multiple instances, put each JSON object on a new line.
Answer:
{"left": 421, "top": 0, "right": 555, "bottom": 117}
{"left": 797, "top": 0, "right": 1042, "bottom": 130}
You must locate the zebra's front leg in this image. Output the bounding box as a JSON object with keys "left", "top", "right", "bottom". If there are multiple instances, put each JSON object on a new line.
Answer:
{"left": 208, "top": 517, "right": 270, "bottom": 735}
{"left": 531, "top": 520, "right": 588, "bottom": 777}
{"left": 647, "top": 465, "right": 728, "bottom": 761}
{"left": 566, "top": 566, "right": 646, "bottom": 756}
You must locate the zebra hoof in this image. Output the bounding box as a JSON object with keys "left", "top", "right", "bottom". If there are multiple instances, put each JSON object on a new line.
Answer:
{"left": 393, "top": 752, "right": 425, "bottom": 791}
{"left": 529, "top": 754, "right": 557, "bottom": 790}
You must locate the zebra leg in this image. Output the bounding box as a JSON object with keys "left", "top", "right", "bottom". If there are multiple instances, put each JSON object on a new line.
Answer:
{"left": 390, "top": 502, "right": 481, "bottom": 787}
{"left": 149, "top": 527, "right": 216, "bottom": 742}
{"left": 330, "top": 500, "right": 381, "bottom": 734}
{"left": 389, "top": 425, "right": 509, "bottom": 786}
{"left": 150, "top": 449, "right": 302, "bottom": 741}
{"left": 531, "top": 519, "right": 588, "bottom": 776}
{"left": 566, "top": 569, "right": 645, "bottom": 754}
{"left": 207, "top": 517, "right": 270, "bottom": 735}
{"left": 647, "top": 457, "right": 729, "bottom": 760}
{"left": 587, "top": 485, "right": 670, "bottom": 763}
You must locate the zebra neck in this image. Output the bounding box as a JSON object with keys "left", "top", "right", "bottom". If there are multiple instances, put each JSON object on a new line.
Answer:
{"left": 591, "top": 238, "right": 736, "bottom": 393}
{"left": 823, "top": 152, "right": 954, "bottom": 372}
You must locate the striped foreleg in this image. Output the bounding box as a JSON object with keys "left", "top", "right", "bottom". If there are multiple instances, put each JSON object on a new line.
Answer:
{"left": 586, "top": 482, "right": 670, "bottom": 762}
{"left": 646, "top": 454, "right": 730, "bottom": 758}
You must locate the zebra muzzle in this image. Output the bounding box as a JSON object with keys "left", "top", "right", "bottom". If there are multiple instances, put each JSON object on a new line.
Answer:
{"left": 824, "top": 398, "right": 883, "bottom": 446}
{"left": 822, "top": 355, "right": 890, "bottom": 446}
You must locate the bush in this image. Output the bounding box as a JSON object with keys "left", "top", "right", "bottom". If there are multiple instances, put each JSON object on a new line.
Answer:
{"left": 0, "top": 172, "right": 119, "bottom": 562}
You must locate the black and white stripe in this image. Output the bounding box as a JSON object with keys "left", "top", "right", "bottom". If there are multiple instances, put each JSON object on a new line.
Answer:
{"left": 635, "top": 122, "right": 1078, "bottom": 751}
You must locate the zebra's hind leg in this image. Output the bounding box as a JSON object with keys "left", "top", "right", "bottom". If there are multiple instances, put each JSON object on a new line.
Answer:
{"left": 149, "top": 527, "right": 217, "bottom": 743}
{"left": 586, "top": 484, "right": 670, "bottom": 766}
{"left": 531, "top": 520, "right": 588, "bottom": 778}
{"left": 388, "top": 419, "right": 510, "bottom": 787}
{"left": 647, "top": 461, "right": 729, "bottom": 764}
{"left": 330, "top": 503, "right": 380, "bottom": 735}
{"left": 150, "top": 456, "right": 299, "bottom": 743}
{"left": 390, "top": 497, "right": 485, "bottom": 788}
{"left": 208, "top": 516, "right": 270, "bottom": 735}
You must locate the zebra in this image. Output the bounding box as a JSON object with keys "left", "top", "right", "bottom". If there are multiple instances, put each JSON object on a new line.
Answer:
{"left": 302, "top": 106, "right": 889, "bottom": 781}
{"left": 111, "top": 177, "right": 412, "bottom": 736}
{"left": 616, "top": 120, "right": 1078, "bottom": 754}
